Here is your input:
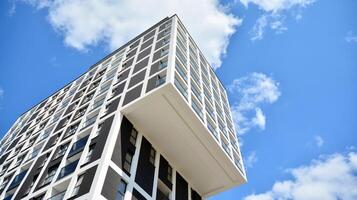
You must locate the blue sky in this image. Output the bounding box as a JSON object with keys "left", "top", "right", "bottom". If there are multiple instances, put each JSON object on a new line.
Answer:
{"left": 0, "top": 0, "right": 357, "bottom": 199}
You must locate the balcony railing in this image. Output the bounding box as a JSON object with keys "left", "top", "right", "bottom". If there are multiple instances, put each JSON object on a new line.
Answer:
{"left": 234, "top": 157, "right": 244, "bottom": 175}
{"left": 64, "top": 127, "right": 78, "bottom": 139}
{"left": 115, "top": 193, "right": 125, "bottom": 200}
{"left": 156, "top": 189, "right": 170, "bottom": 200}
{"left": 155, "top": 76, "right": 166, "bottom": 87}
{"left": 82, "top": 96, "right": 93, "bottom": 105}
{"left": 81, "top": 115, "right": 98, "bottom": 130}
{"left": 104, "top": 72, "right": 116, "bottom": 82}
{"left": 207, "top": 122, "right": 218, "bottom": 141}
{"left": 221, "top": 141, "right": 231, "bottom": 155}
{"left": 27, "top": 148, "right": 40, "bottom": 161}
{"left": 40, "top": 131, "right": 51, "bottom": 141}
{"left": 68, "top": 136, "right": 89, "bottom": 157}
{"left": 174, "top": 78, "right": 188, "bottom": 99}
{"left": 57, "top": 160, "right": 79, "bottom": 180}
{"left": 53, "top": 147, "right": 67, "bottom": 160}
{"left": 91, "top": 97, "right": 105, "bottom": 111}
{"left": 176, "top": 50, "right": 187, "bottom": 66}
{"left": 207, "top": 109, "right": 215, "bottom": 121}
{"left": 47, "top": 190, "right": 66, "bottom": 200}
{"left": 175, "top": 63, "right": 187, "bottom": 81}
{"left": 98, "top": 84, "right": 111, "bottom": 96}
{"left": 191, "top": 85, "right": 202, "bottom": 101}
{"left": 191, "top": 101, "right": 203, "bottom": 121}
{"left": 232, "top": 142, "right": 239, "bottom": 152}
{"left": 71, "top": 186, "right": 80, "bottom": 198}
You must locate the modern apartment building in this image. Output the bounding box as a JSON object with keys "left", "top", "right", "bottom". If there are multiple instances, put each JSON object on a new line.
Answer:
{"left": 0, "top": 15, "right": 246, "bottom": 200}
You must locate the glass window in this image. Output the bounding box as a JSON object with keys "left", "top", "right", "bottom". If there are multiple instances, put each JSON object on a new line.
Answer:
{"left": 155, "top": 74, "right": 166, "bottom": 87}
{"left": 0, "top": 164, "right": 9, "bottom": 176}
{"left": 55, "top": 144, "right": 69, "bottom": 159}
{"left": 38, "top": 155, "right": 49, "bottom": 169}
{"left": 129, "top": 129, "right": 138, "bottom": 146}
{"left": 161, "top": 37, "right": 170, "bottom": 46}
{"left": 84, "top": 144, "right": 95, "bottom": 164}
{"left": 71, "top": 175, "right": 84, "bottom": 197}
{"left": 14, "top": 146, "right": 22, "bottom": 154}
{"left": 167, "top": 165, "right": 172, "bottom": 182}
{"left": 149, "top": 148, "right": 156, "bottom": 165}
{"left": 123, "top": 151, "right": 133, "bottom": 173}
{"left": 159, "top": 60, "right": 168, "bottom": 70}
{"left": 14, "top": 155, "right": 24, "bottom": 167}
{"left": 68, "top": 123, "right": 79, "bottom": 136}
{"left": 53, "top": 135, "right": 60, "bottom": 146}
{"left": 83, "top": 93, "right": 94, "bottom": 103}
{"left": 41, "top": 167, "right": 57, "bottom": 186}
{"left": 32, "top": 194, "right": 45, "bottom": 200}
{"left": 0, "top": 178, "right": 9, "bottom": 191}
{"left": 116, "top": 180, "right": 127, "bottom": 200}
{"left": 69, "top": 136, "right": 89, "bottom": 157}
{"left": 74, "top": 106, "right": 87, "bottom": 119}
{"left": 57, "top": 160, "right": 79, "bottom": 180}
{"left": 24, "top": 174, "right": 38, "bottom": 195}
{"left": 3, "top": 194, "right": 13, "bottom": 200}
{"left": 96, "top": 124, "right": 103, "bottom": 136}
{"left": 160, "top": 47, "right": 169, "bottom": 57}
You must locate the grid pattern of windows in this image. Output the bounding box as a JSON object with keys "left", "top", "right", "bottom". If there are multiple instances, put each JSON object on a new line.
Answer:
{"left": 172, "top": 18, "right": 243, "bottom": 171}
{"left": 0, "top": 15, "right": 245, "bottom": 200}
{"left": 0, "top": 15, "right": 174, "bottom": 200}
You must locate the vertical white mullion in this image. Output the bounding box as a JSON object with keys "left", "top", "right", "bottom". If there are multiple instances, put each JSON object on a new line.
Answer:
{"left": 124, "top": 132, "right": 143, "bottom": 200}
{"left": 188, "top": 183, "right": 192, "bottom": 200}
{"left": 89, "top": 113, "right": 123, "bottom": 199}
{"left": 184, "top": 27, "right": 192, "bottom": 106}
{"left": 142, "top": 26, "right": 159, "bottom": 95}
{"left": 171, "top": 168, "right": 177, "bottom": 200}
{"left": 151, "top": 146, "right": 160, "bottom": 200}
{"left": 168, "top": 16, "right": 178, "bottom": 86}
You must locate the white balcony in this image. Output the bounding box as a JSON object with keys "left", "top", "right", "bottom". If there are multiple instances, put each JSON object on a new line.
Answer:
{"left": 122, "top": 83, "right": 246, "bottom": 197}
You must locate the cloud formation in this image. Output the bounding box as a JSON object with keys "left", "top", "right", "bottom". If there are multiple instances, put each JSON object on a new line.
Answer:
{"left": 244, "top": 151, "right": 357, "bottom": 200}
{"left": 345, "top": 31, "right": 357, "bottom": 43}
{"left": 246, "top": 151, "right": 258, "bottom": 168}
{"left": 0, "top": 88, "right": 4, "bottom": 99}
{"left": 251, "top": 14, "right": 287, "bottom": 41}
{"left": 314, "top": 135, "right": 324, "bottom": 147}
{"left": 23, "top": 0, "right": 241, "bottom": 68}
{"left": 240, "top": 0, "right": 315, "bottom": 13}
{"left": 228, "top": 73, "right": 281, "bottom": 135}
{"left": 0, "top": 87, "right": 4, "bottom": 109}
{"left": 240, "top": 0, "right": 315, "bottom": 40}
{"left": 8, "top": 3, "right": 16, "bottom": 17}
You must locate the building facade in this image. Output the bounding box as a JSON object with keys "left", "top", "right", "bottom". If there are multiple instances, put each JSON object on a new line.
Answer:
{"left": 0, "top": 15, "right": 246, "bottom": 200}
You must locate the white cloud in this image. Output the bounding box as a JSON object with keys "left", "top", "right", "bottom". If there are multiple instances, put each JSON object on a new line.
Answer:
{"left": 240, "top": 0, "right": 315, "bottom": 13}
{"left": 295, "top": 13, "right": 302, "bottom": 21}
{"left": 50, "top": 56, "right": 60, "bottom": 67}
{"left": 8, "top": 3, "right": 16, "bottom": 17}
{"left": 346, "top": 31, "right": 357, "bottom": 43}
{"left": 347, "top": 146, "right": 356, "bottom": 151}
{"left": 251, "top": 15, "right": 268, "bottom": 41}
{"left": 252, "top": 108, "right": 266, "bottom": 130}
{"left": 229, "top": 73, "right": 280, "bottom": 135}
{"left": 0, "top": 88, "right": 4, "bottom": 99}
{"left": 270, "top": 15, "right": 287, "bottom": 33}
{"left": 246, "top": 151, "right": 258, "bottom": 168}
{"left": 244, "top": 151, "right": 357, "bottom": 200}
{"left": 22, "top": 0, "right": 241, "bottom": 69}
{"left": 0, "top": 87, "right": 4, "bottom": 110}
{"left": 240, "top": 0, "right": 315, "bottom": 40}
{"left": 314, "top": 135, "right": 324, "bottom": 147}
{"left": 251, "top": 13, "right": 287, "bottom": 41}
